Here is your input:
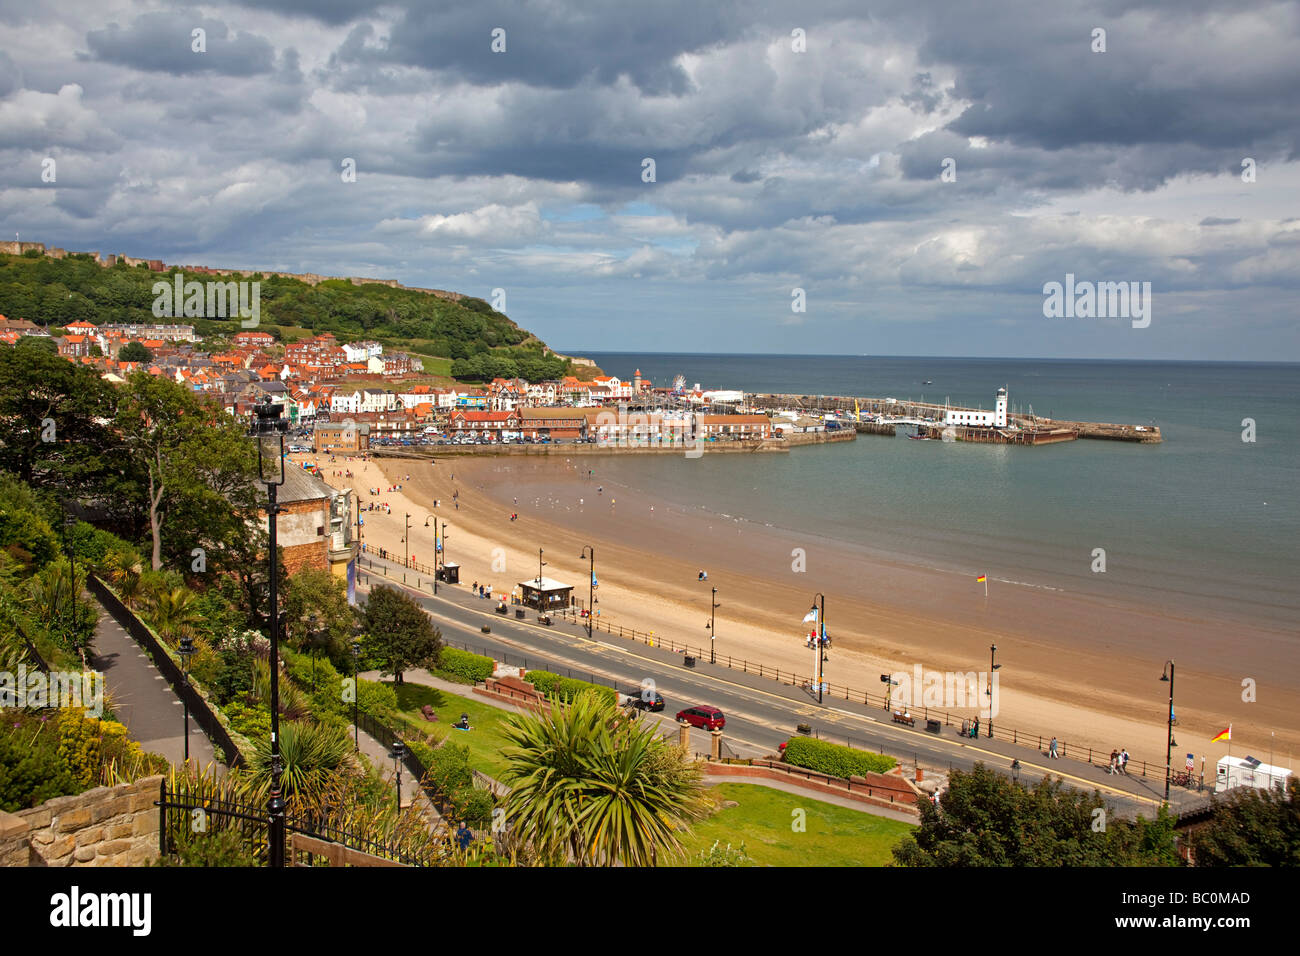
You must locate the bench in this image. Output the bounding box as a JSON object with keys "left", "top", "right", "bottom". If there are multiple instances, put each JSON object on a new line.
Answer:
{"left": 892, "top": 711, "right": 916, "bottom": 727}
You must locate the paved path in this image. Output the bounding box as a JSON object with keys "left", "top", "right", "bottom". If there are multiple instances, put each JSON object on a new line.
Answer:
{"left": 89, "top": 600, "right": 218, "bottom": 772}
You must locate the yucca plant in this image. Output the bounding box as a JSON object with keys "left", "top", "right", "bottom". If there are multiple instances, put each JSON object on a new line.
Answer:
{"left": 499, "top": 691, "right": 710, "bottom": 867}
{"left": 249, "top": 658, "right": 311, "bottom": 720}
{"left": 244, "top": 721, "right": 355, "bottom": 805}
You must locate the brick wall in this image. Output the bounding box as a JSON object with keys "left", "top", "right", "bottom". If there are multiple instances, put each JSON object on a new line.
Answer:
{"left": 0, "top": 775, "right": 164, "bottom": 867}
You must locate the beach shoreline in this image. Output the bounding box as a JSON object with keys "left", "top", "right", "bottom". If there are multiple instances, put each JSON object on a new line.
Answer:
{"left": 300, "top": 449, "right": 1300, "bottom": 771}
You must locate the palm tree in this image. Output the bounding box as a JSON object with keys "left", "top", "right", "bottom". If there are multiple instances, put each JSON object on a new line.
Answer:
{"left": 499, "top": 691, "right": 710, "bottom": 866}
{"left": 147, "top": 586, "right": 202, "bottom": 645}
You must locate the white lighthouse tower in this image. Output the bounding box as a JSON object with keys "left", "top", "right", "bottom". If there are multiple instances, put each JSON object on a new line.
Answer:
{"left": 995, "top": 386, "right": 1008, "bottom": 427}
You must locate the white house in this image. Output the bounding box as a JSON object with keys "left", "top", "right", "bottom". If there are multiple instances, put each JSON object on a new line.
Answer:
{"left": 944, "top": 387, "right": 1008, "bottom": 428}
{"left": 342, "top": 341, "right": 382, "bottom": 363}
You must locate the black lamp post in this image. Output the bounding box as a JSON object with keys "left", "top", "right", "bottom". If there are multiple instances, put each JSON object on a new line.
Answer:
{"left": 404, "top": 512, "right": 411, "bottom": 567}
{"left": 389, "top": 739, "right": 406, "bottom": 810}
{"left": 252, "top": 400, "right": 288, "bottom": 868}
{"left": 579, "top": 546, "right": 595, "bottom": 637}
{"left": 705, "top": 587, "right": 719, "bottom": 665}
{"left": 351, "top": 638, "right": 361, "bottom": 753}
{"left": 987, "top": 644, "right": 1001, "bottom": 738}
{"left": 1161, "top": 660, "right": 1175, "bottom": 802}
{"left": 178, "top": 634, "right": 194, "bottom": 765}
{"left": 810, "top": 593, "right": 826, "bottom": 704}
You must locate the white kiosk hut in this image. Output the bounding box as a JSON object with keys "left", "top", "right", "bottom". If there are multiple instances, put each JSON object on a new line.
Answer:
{"left": 518, "top": 575, "right": 574, "bottom": 612}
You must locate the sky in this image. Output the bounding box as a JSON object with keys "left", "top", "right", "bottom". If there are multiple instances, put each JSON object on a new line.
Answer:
{"left": 0, "top": 0, "right": 1297, "bottom": 360}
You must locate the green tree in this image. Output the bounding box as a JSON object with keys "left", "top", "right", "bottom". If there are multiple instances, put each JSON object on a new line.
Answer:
{"left": 359, "top": 584, "right": 439, "bottom": 684}
{"left": 118, "top": 341, "right": 152, "bottom": 363}
{"left": 145, "top": 586, "right": 202, "bottom": 646}
{"left": 0, "top": 344, "right": 118, "bottom": 494}
{"left": 114, "top": 372, "right": 258, "bottom": 571}
{"left": 892, "top": 763, "right": 1180, "bottom": 867}
{"left": 284, "top": 566, "right": 355, "bottom": 657}
{"left": 499, "top": 691, "right": 710, "bottom": 866}
{"left": 1192, "top": 778, "right": 1300, "bottom": 866}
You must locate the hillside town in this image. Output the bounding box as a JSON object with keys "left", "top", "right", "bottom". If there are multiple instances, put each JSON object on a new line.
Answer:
{"left": 2, "top": 315, "right": 777, "bottom": 448}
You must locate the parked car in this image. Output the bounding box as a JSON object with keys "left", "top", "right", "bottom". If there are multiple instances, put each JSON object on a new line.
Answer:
{"left": 675, "top": 705, "right": 725, "bottom": 730}
{"left": 628, "top": 690, "right": 665, "bottom": 712}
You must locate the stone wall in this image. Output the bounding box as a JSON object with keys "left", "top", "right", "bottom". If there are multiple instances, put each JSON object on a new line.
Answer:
{"left": 0, "top": 775, "right": 163, "bottom": 867}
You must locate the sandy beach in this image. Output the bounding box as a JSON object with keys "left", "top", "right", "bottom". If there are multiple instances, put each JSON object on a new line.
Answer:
{"left": 297, "top": 449, "right": 1300, "bottom": 774}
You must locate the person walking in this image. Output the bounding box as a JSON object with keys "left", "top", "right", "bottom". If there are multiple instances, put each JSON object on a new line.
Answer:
{"left": 1108, "top": 749, "right": 1119, "bottom": 774}
{"left": 1120, "top": 748, "right": 1130, "bottom": 775}
{"left": 1049, "top": 736, "right": 1059, "bottom": 758}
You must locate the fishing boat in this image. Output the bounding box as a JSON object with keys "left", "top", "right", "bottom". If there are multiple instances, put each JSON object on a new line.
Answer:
{"left": 923, "top": 380, "right": 933, "bottom": 385}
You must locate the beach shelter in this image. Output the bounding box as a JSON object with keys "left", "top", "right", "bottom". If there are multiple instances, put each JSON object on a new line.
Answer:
{"left": 518, "top": 575, "right": 574, "bottom": 611}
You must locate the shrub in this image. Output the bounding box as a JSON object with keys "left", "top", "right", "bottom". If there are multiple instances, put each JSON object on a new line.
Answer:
{"left": 0, "top": 722, "right": 82, "bottom": 811}
{"left": 223, "top": 701, "right": 272, "bottom": 742}
{"left": 357, "top": 679, "right": 397, "bottom": 720}
{"left": 447, "top": 785, "right": 494, "bottom": 828}
{"left": 523, "top": 670, "right": 617, "bottom": 705}
{"left": 157, "top": 827, "right": 258, "bottom": 867}
{"left": 438, "top": 647, "right": 494, "bottom": 683}
{"left": 781, "top": 737, "right": 897, "bottom": 778}
{"left": 426, "top": 743, "right": 473, "bottom": 795}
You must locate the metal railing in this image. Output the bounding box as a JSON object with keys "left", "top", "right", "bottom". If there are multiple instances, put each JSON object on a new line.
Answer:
{"left": 362, "top": 551, "right": 1165, "bottom": 779}
{"left": 88, "top": 575, "right": 244, "bottom": 768}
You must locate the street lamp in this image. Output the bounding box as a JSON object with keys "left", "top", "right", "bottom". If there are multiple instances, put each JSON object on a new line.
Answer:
{"left": 809, "top": 593, "right": 826, "bottom": 704}
{"left": 178, "top": 635, "right": 194, "bottom": 765}
{"left": 389, "top": 739, "right": 406, "bottom": 810}
{"left": 987, "top": 644, "right": 1001, "bottom": 738}
{"left": 1161, "top": 660, "right": 1175, "bottom": 802}
{"left": 351, "top": 639, "right": 361, "bottom": 752}
{"left": 404, "top": 512, "right": 411, "bottom": 567}
{"left": 579, "top": 546, "right": 595, "bottom": 637}
{"left": 705, "top": 587, "right": 719, "bottom": 665}
{"left": 252, "top": 400, "right": 288, "bottom": 868}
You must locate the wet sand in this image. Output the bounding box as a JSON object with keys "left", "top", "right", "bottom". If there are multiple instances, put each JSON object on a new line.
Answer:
{"left": 307, "top": 450, "right": 1300, "bottom": 771}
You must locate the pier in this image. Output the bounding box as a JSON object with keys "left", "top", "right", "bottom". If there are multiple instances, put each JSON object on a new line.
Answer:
{"left": 746, "top": 393, "right": 1161, "bottom": 444}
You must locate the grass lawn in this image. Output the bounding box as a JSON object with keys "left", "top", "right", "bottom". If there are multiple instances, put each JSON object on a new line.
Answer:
{"left": 671, "top": 783, "right": 914, "bottom": 867}
{"left": 386, "top": 681, "right": 515, "bottom": 779}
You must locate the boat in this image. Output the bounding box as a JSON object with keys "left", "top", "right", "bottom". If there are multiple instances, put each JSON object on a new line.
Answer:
{"left": 907, "top": 433, "right": 932, "bottom": 440}
{"left": 923, "top": 380, "right": 933, "bottom": 385}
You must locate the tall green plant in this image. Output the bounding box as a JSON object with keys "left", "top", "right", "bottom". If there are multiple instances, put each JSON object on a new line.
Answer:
{"left": 499, "top": 691, "right": 709, "bottom": 866}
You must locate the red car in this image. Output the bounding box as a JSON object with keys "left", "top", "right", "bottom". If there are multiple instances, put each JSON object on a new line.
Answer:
{"left": 676, "top": 705, "right": 726, "bottom": 731}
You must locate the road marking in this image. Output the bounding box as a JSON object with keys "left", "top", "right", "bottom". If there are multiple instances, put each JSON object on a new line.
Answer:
{"left": 370, "top": 556, "right": 1164, "bottom": 808}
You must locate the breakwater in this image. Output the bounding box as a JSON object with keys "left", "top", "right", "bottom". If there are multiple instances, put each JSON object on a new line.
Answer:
{"left": 747, "top": 393, "right": 1161, "bottom": 443}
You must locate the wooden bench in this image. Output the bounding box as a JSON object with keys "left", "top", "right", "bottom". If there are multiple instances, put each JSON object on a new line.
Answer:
{"left": 892, "top": 711, "right": 916, "bottom": 727}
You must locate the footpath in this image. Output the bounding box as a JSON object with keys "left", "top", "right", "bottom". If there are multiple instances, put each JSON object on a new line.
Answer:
{"left": 89, "top": 596, "right": 218, "bottom": 771}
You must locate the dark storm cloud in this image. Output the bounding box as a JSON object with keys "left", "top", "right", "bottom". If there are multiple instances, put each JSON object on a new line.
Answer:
{"left": 345, "top": 0, "right": 745, "bottom": 95}
{"left": 84, "top": 11, "right": 277, "bottom": 76}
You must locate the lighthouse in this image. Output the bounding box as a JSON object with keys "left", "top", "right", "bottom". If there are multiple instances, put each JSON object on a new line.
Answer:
{"left": 995, "top": 386, "right": 1008, "bottom": 427}
{"left": 633, "top": 368, "right": 642, "bottom": 394}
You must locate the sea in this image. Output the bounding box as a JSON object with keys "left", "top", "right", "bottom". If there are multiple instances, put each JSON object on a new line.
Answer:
{"left": 572, "top": 354, "right": 1300, "bottom": 629}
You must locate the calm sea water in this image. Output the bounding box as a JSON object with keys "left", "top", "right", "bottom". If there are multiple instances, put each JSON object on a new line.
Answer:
{"left": 574, "top": 354, "right": 1300, "bottom": 627}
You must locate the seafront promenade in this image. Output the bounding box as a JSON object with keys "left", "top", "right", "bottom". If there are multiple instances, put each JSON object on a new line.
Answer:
{"left": 354, "top": 547, "right": 1207, "bottom": 820}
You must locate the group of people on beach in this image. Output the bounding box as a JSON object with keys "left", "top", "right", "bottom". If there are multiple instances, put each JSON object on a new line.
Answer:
{"left": 1108, "top": 747, "right": 1131, "bottom": 774}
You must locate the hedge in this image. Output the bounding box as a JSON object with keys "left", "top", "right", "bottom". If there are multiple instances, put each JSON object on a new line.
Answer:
{"left": 438, "top": 647, "right": 495, "bottom": 684}
{"left": 782, "top": 737, "right": 897, "bottom": 778}
{"left": 522, "top": 670, "right": 617, "bottom": 705}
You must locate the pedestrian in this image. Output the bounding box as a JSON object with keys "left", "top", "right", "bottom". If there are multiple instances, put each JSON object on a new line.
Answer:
{"left": 1108, "top": 749, "right": 1119, "bottom": 774}
{"left": 972, "top": 716, "right": 980, "bottom": 739}
{"left": 472, "top": 580, "right": 478, "bottom": 594}
{"left": 1120, "top": 748, "right": 1130, "bottom": 774}
{"left": 1049, "top": 736, "right": 1059, "bottom": 758}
